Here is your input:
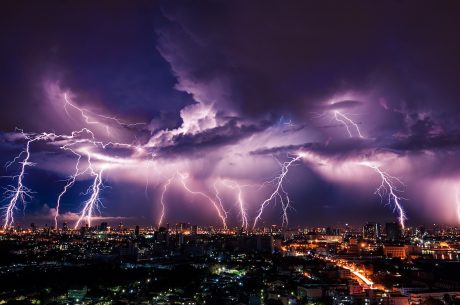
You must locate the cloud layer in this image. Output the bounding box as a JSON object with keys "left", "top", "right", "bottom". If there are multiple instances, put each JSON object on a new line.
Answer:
{"left": 2, "top": 1, "right": 460, "bottom": 227}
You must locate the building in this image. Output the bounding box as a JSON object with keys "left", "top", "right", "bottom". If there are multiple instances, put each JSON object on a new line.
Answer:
{"left": 191, "top": 225, "right": 198, "bottom": 235}
{"left": 306, "top": 233, "right": 343, "bottom": 243}
{"left": 118, "top": 242, "right": 139, "bottom": 260}
{"left": 408, "top": 291, "right": 460, "bottom": 305}
{"left": 348, "top": 280, "right": 363, "bottom": 295}
{"left": 363, "top": 222, "right": 381, "bottom": 240}
{"left": 155, "top": 227, "right": 169, "bottom": 246}
{"left": 176, "top": 222, "right": 190, "bottom": 234}
{"left": 237, "top": 235, "right": 274, "bottom": 253}
{"left": 383, "top": 245, "right": 406, "bottom": 259}
{"left": 385, "top": 222, "right": 402, "bottom": 242}
{"left": 338, "top": 268, "right": 351, "bottom": 279}
{"left": 388, "top": 294, "right": 410, "bottom": 305}
{"left": 297, "top": 286, "right": 323, "bottom": 300}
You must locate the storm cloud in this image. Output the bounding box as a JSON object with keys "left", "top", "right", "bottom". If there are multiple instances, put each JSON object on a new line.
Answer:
{"left": 1, "top": 1, "right": 460, "bottom": 227}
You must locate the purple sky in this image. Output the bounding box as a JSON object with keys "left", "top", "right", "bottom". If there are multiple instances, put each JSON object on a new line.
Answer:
{"left": 1, "top": 1, "right": 460, "bottom": 228}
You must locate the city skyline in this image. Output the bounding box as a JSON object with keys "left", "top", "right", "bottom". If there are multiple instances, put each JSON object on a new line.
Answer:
{"left": 2, "top": 1, "right": 460, "bottom": 229}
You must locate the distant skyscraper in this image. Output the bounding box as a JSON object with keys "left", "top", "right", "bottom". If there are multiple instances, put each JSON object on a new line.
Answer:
{"left": 135, "top": 225, "right": 140, "bottom": 236}
{"left": 191, "top": 225, "right": 198, "bottom": 235}
{"left": 175, "top": 222, "right": 190, "bottom": 234}
{"left": 363, "top": 222, "right": 381, "bottom": 240}
{"left": 326, "top": 227, "right": 340, "bottom": 235}
{"left": 62, "top": 222, "right": 68, "bottom": 231}
{"left": 156, "top": 227, "right": 169, "bottom": 246}
{"left": 237, "top": 235, "right": 274, "bottom": 253}
{"left": 385, "top": 222, "right": 402, "bottom": 242}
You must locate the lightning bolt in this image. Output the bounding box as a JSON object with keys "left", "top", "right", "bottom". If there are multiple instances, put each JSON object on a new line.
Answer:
{"left": 64, "top": 93, "right": 145, "bottom": 136}
{"left": 317, "top": 107, "right": 407, "bottom": 226}
{"left": 212, "top": 181, "right": 229, "bottom": 226}
{"left": 3, "top": 88, "right": 414, "bottom": 231}
{"left": 333, "top": 110, "right": 364, "bottom": 138}
{"left": 1, "top": 130, "right": 78, "bottom": 229}
{"left": 60, "top": 94, "right": 150, "bottom": 228}
{"left": 178, "top": 172, "right": 228, "bottom": 230}
{"left": 54, "top": 153, "right": 82, "bottom": 229}
{"left": 253, "top": 155, "right": 302, "bottom": 229}
{"left": 3, "top": 125, "right": 143, "bottom": 229}
{"left": 53, "top": 129, "right": 97, "bottom": 229}
{"left": 75, "top": 163, "right": 106, "bottom": 229}
{"left": 359, "top": 161, "right": 407, "bottom": 229}
{"left": 158, "top": 176, "right": 174, "bottom": 228}
{"left": 217, "top": 179, "right": 248, "bottom": 230}
{"left": 68, "top": 140, "right": 145, "bottom": 228}
{"left": 3, "top": 134, "right": 40, "bottom": 229}
{"left": 2, "top": 89, "right": 155, "bottom": 229}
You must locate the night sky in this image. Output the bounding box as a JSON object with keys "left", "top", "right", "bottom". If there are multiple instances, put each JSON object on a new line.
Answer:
{"left": 1, "top": 1, "right": 460, "bottom": 228}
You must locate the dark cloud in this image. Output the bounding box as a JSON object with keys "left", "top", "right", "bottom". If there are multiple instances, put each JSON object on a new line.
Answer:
{"left": 390, "top": 132, "right": 460, "bottom": 152}
{"left": 250, "top": 139, "right": 376, "bottom": 161}
{"left": 158, "top": 0, "right": 460, "bottom": 123}
{"left": 0, "top": 1, "right": 194, "bottom": 131}
{"left": 156, "top": 118, "right": 271, "bottom": 156}
{"left": 2, "top": 1, "right": 460, "bottom": 226}
{"left": 252, "top": 129, "right": 460, "bottom": 160}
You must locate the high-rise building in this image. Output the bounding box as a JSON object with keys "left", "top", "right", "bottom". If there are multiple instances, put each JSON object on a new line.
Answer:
{"left": 385, "top": 222, "right": 402, "bottom": 242}
{"left": 237, "top": 235, "right": 274, "bottom": 253}
{"left": 326, "top": 227, "right": 340, "bottom": 235}
{"left": 175, "top": 222, "right": 190, "bottom": 234}
{"left": 191, "top": 225, "right": 198, "bottom": 235}
{"left": 363, "top": 222, "right": 381, "bottom": 240}
{"left": 118, "top": 241, "right": 139, "bottom": 261}
{"left": 156, "top": 227, "right": 169, "bottom": 247}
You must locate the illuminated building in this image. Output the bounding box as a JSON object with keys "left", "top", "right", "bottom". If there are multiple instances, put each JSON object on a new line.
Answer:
{"left": 176, "top": 222, "right": 190, "bottom": 234}
{"left": 191, "top": 225, "right": 198, "bottom": 235}
{"left": 363, "top": 222, "right": 381, "bottom": 240}
{"left": 383, "top": 245, "right": 406, "bottom": 259}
